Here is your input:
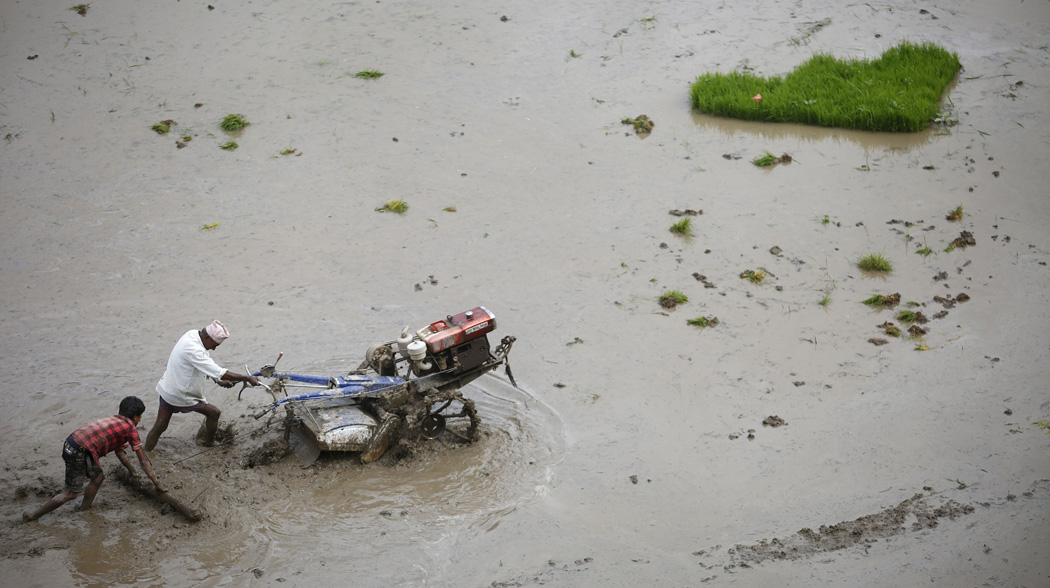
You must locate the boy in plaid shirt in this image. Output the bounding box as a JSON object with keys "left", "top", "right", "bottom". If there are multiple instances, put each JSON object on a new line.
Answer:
{"left": 23, "top": 396, "right": 165, "bottom": 522}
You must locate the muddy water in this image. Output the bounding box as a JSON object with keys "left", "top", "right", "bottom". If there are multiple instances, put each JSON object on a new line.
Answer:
{"left": 2, "top": 0, "right": 1049, "bottom": 586}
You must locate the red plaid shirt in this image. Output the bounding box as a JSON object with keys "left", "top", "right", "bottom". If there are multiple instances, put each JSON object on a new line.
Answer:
{"left": 69, "top": 415, "right": 142, "bottom": 463}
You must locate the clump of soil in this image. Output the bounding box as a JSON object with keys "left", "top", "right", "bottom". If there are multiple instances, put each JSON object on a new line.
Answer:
{"left": 950, "top": 231, "right": 976, "bottom": 249}
{"left": 692, "top": 273, "right": 716, "bottom": 289}
{"left": 669, "top": 209, "right": 702, "bottom": 216}
{"left": 762, "top": 415, "right": 787, "bottom": 427}
{"left": 879, "top": 322, "right": 902, "bottom": 337}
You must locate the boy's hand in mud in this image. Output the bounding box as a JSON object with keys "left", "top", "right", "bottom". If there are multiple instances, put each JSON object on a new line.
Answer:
{"left": 154, "top": 481, "right": 167, "bottom": 493}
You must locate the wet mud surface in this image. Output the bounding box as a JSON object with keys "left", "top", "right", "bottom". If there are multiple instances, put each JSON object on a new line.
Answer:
{"left": 2, "top": 0, "right": 1050, "bottom": 586}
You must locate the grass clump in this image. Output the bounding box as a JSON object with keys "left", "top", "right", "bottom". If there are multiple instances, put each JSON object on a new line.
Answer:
{"left": 689, "top": 41, "right": 961, "bottom": 132}
{"left": 946, "top": 204, "right": 963, "bottom": 221}
{"left": 354, "top": 69, "right": 385, "bottom": 79}
{"left": 739, "top": 269, "right": 766, "bottom": 284}
{"left": 862, "top": 293, "right": 900, "bottom": 307}
{"left": 916, "top": 237, "right": 934, "bottom": 257}
{"left": 220, "top": 114, "right": 250, "bottom": 132}
{"left": 622, "top": 115, "right": 654, "bottom": 134}
{"left": 896, "top": 310, "right": 917, "bottom": 323}
{"left": 151, "top": 120, "right": 174, "bottom": 134}
{"left": 70, "top": 3, "right": 90, "bottom": 16}
{"left": 219, "top": 140, "right": 238, "bottom": 150}
{"left": 669, "top": 217, "right": 694, "bottom": 237}
{"left": 858, "top": 252, "right": 892, "bottom": 272}
{"left": 687, "top": 316, "right": 719, "bottom": 328}
{"left": 377, "top": 199, "right": 409, "bottom": 214}
{"left": 752, "top": 151, "right": 777, "bottom": 167}
{"left": 659, "top": 290, "right": 688, "bottom": 309}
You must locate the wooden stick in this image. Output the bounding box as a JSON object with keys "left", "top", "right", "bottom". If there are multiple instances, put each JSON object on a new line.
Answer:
{"left": 114, "top": 469, "right": 203, "bottom": 522}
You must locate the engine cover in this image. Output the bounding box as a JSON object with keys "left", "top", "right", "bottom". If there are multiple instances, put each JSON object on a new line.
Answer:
{"left": 417, "top": 306, "right": 496, "bottom": 354}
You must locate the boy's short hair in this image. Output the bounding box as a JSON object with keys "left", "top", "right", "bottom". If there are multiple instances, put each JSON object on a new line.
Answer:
{"left": 118, "top": 396, "right": 146, "bottom": 419}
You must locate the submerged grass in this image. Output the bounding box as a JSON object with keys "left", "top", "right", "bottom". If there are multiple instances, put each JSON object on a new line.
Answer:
{"left": 689, "top": 41, "right": 961, "bottom": 132}
{"left": 354, "top": 69, "right": 385, "bottom": 79}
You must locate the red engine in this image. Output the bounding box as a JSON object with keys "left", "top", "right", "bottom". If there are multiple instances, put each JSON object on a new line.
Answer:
{"left": 417, "top": 306, "right": 496, "bottom": 353}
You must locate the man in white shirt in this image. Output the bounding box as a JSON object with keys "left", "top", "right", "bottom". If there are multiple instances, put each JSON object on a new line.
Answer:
{"left": 145, "top": 320, "right": 259, "bottom": 451}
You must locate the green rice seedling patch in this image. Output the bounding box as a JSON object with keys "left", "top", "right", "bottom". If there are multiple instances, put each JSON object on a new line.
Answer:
{"left": 689, "top": 41, "right": 961, "bottom": 132}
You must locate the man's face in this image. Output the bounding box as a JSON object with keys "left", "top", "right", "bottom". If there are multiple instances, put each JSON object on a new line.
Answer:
{"left": 200, "top": 331, "right": 220, "bottom": 350}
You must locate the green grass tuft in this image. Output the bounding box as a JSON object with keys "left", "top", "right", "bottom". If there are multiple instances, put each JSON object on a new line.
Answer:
{"left": 377, "top": 199, "right": 409, "bottom": 214}
{"left": 151, "top": 121, "right": 171, "bottom": 135}
{"left": 946, "top": 204, "right": 963, "bottom": 221}
{"left": 219, "top": 140, "right": 238, "bottom": 150}
{"left": 858, "top": 252, "right": 892, "bottom": 272}
{"left": 220, "top": 114, "right": 250, "bottom": 132}
{"left": 354, "top": 69, "right": 385, "bottom": 79}
{"left": 689, "top": 41, "right": 961, "bottom": 132}
{"left": 896, "top": 310, "right": 917, "bottom": 323}
{"left": 669, "top": 217, "right": 694, "bottom": 237}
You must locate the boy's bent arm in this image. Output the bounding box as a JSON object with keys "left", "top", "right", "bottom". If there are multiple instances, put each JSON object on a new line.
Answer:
{"left": 114, "top": 448, "right": 134, "bottom": 474}
{"left": 134, "top": 447, "right": 166, "bottom": 492}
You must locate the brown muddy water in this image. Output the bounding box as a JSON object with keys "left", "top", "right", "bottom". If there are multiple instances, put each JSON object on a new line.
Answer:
{"left": 2, "top": 0, "right": 1049, "bottom": 586}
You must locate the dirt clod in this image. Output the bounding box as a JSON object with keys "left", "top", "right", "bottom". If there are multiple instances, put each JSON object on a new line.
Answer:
{"left": 762, "top": 415, "right": 787, "bottom": 427}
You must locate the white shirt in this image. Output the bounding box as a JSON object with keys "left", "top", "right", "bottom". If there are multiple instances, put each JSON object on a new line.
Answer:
{"left": 156, "top": 330, "right": 226, "bottom": 407}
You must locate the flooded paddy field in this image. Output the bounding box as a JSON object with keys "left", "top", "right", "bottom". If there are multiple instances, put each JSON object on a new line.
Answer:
{"left": 1, "top": 0, "right": 1048, "bottom": 586}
